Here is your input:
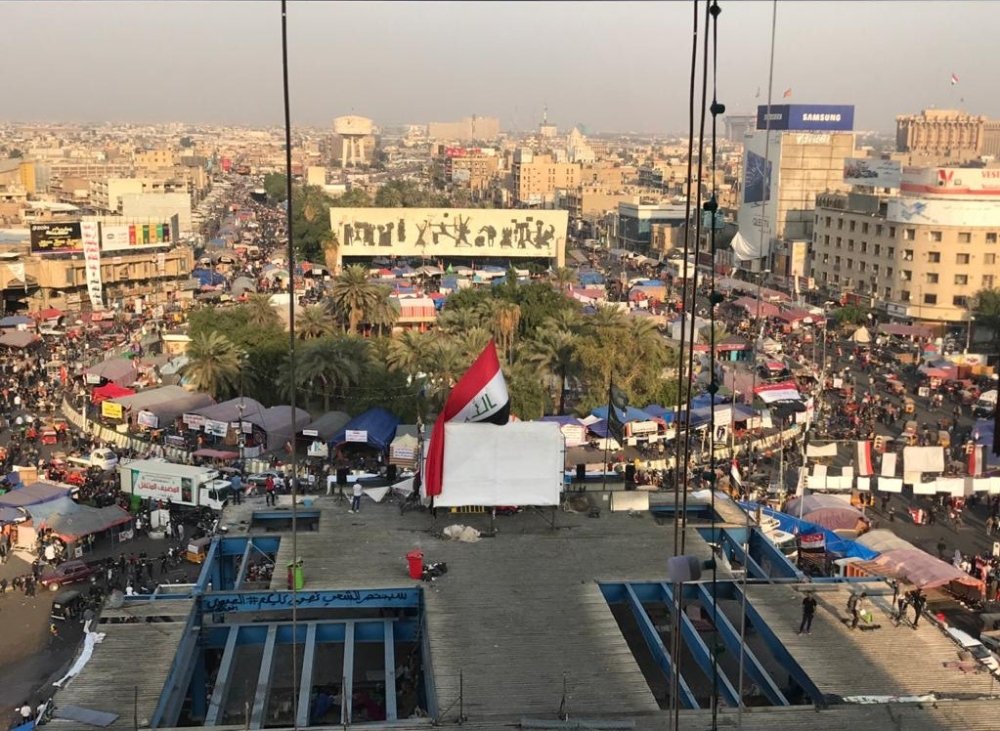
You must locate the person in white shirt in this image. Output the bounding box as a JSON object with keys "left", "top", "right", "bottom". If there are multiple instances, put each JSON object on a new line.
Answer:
{"left": 350, "top": 483, "right": 362, "bottom": 513}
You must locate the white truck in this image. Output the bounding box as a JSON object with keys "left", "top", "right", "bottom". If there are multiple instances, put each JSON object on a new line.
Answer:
{"left": 118, "top": 460, "right": 231, "bottom": 511}
{"left": 973, "top": 389, "right": 997, "bottom": 419}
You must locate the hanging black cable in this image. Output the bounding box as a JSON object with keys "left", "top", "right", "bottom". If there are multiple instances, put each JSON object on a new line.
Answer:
{"left": 279, "top": 1, "right": 302, "bottom": 727}
{"left": 704, "top": 2, "right": 725, "bottom": 727}
{"left": 670, "top": 5, "right": 702, "bottom": 728}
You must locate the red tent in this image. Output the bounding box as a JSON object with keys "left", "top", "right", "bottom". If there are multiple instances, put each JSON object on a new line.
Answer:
{"left": 91, "top": 382, "right": 136, "bottom": 404}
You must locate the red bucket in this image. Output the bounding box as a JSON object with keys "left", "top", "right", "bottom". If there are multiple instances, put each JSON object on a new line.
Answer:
{"left": 406, "top": 550, "right": 424, "bottom": 580}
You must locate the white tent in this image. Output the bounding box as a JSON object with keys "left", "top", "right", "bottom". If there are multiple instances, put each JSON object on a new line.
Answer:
{"left": 851, "top": 326, "right": 872, "bottom": 344}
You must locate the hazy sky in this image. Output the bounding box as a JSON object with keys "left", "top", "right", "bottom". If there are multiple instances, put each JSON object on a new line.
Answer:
{"left": 2, "top": 1, "right": 995, "bottom": 133}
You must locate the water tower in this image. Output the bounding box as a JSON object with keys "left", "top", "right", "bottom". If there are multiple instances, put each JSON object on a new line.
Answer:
{"left": 333, "top": 115, "right": 374, "bottom": 168}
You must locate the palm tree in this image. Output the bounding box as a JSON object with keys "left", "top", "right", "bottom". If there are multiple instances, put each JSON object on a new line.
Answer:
{"left": 244, "top": 293, "right": 280, "bottom": 330}
{"left": 458, "top": 327, "right": 493, "bottom": 363}
{"left": 297, "top": 304, "right": 336, "bottom": 340}
{"left": 551, "top": 267, "right": 577, "bottom": 292}
{"left": 423, "top": 338, "right": 468, "bottom": 409}
{"left": 289, "top": 336, "right": 365, "bottom": 412}
{"left": 587, "top": 304, "right": 628, "bottom": 334}
{"left": 387, "top": 330, "right": 433, "bottom": 376}
{"left": 698, "top": 322, "right": 729, "bottom": 346}
{"left": 366, "top": 287, "right": 400, "bottom": 336}
{"left": 491, "top": 302, "right": 521, "bottom": 362}
{"left": 543, "top": 308, "right": 583, "bottom": 334}
{"left": 437, "top": 307, "right": 483, "bottom": 335}
{"left": 522, "top": 329, "right": 580, "bottom": 414}
{"left": 181, "top": 332, "right": 243, "bottom": 399}
{"left": 330, "top": 264, "right": 380, "bottom": 333}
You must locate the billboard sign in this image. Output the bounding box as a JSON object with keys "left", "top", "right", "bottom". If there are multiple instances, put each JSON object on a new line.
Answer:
{"left": 844, "top": 158, "right": 902, "bottom": 188}
{"left": 81, "top": 220, "right": 103, "bottom": 309}
{"left": 100, "top": 217, "right": 175, "bottom": 251}
{"left": 30, "top": 222, "right": 82, "bottom": 255}
{"left": 329, "top": 208, "right": 568, "bottom": 267}
{"left": 901, "top": 167, "right": 1000, "bottom": 197}
{"left": 736, "top": 130, "right": 781, "bottom": 260}
{"left": 131, "top": 471, "right": 185, "bottom": 503}
{"left": 756, "top": 104, "right": 855, "bottom": 132}
{"left": 886, "top": 198, "right": 1000, "bottom": 227}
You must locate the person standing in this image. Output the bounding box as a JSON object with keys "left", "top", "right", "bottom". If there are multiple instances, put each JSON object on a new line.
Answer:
{"left": 798, "top": 592, "right": 817, "bottom": 634}
{"left": 265, "top": 475, "right": 276, "bottom": 507}
{"left": 911, "top": 588, "right": 926, "bottom": 628}
{"left": 350, "top": 482, "right": 362, "bottom": 513}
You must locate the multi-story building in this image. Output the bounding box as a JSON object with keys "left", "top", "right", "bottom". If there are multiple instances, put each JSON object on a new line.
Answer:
{"left": 134, "top": 148, "right": 177, "bottom": 169}
{"left": 564, "top": 186, "right": 639, "bottom": 221}
{"left": 441, "top": 148, "right": 500, "bottom": 193}
{"left": 509, "top": 150, "right": 580, "bottom": 206}
{"left": 90, "top": 177, "right": 195, "bottom": 214}
{"left": 616, "top": 202, "right": 688, "bottom": 253}
{"left": 811, "top": 166, "right": 1000, "bottom": 324}
{"left": 736, "top": 104, "right": 857, "bottom": 276}
{"left": 895, "top": 109, "right": 1000, "bottom": 162}
{"left": 427, "top": 116, "right": 500, "bottom": 142}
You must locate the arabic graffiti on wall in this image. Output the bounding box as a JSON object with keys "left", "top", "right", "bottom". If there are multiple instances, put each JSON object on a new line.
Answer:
{"left": 201, "top": 589, "right": 416, "bottom": 613}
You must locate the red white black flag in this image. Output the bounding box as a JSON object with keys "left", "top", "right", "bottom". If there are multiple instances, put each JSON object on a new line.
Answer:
{"left": 424, "top": 340, "right": 510, "bottom": 496}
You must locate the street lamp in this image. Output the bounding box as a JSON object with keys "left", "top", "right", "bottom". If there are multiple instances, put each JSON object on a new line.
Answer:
{"left": 967, "top": 314, "right": 976, "bottom": 353}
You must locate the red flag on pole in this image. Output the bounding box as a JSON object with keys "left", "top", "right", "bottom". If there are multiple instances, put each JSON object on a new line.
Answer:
{"left": 424, "top": 340, "right": 510, "bottom": 497}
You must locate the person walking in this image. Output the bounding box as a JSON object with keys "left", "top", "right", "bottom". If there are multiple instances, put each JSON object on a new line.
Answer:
{"left": 798, "top": 592, "right": 817, "bottom": 634}
{"left": 911, "top": 588, "right": 927, "bottom": 628}
{"left": 265, "top": 475, "right": 276, "bottom": 507}
{"left": 350, "top": 482, "right": 362, "bottom": 513}
{"left": 848, "top": 591, "right": 868, "bottom": 630}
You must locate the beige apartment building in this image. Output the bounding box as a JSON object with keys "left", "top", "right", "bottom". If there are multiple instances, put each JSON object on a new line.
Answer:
{"left": 427, "top": 116, "right": 500, "bottom": 142}
{"left": 0, "top": 245, "right": 195, "bottom": 313}
{"left": 564, "top": 186, "right": 638, "bottom": 220}
{"left": 896, "top": 109, "right": 1000, "bottom": 162}
{"left": 444, "top": 152, "right": 500, "bottom": 192}
{"left": 510, "top": 150, "right": 580, "bottom": 206}
{"left": 134, "top": 148, "right": 177, "bottom": 169}
{"left": 811, "top": 190, "right": 1000, "bottom": 324}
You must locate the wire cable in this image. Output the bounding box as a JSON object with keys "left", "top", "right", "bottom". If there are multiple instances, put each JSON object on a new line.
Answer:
{"left": 279, "top": 1, "right": 302, "bottom": 727}
{"left": 738, "top": 2, "right": 779, "bottom": 727}
{"left": 670, "top": 4, "right": 701, "bottom": 728}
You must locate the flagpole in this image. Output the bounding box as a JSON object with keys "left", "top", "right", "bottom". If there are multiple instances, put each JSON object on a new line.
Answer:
{"left": 602, "top": 374, "right": 613, "bottom": 494}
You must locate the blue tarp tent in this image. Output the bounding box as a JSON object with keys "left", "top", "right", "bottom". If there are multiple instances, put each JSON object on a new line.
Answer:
{"left": 330, "top": 408, "right": 400, "bottom": 451}
{"left": 0, "top": 482, "right": 73, "bottom": 509}
{"left": 0, "top": 315, "right": 31, "bottom": 328}
{"left": 578, "top": 271, "right": 605, "bottom": 286}
{"left": 539, "top": 415, "right": 585, "bottom": 427}
{"left": 190, "top": 268, "right": 226, "bottom": 287}
{"left": 587, "top": 419, "right": 609, "bottom": 438}
{"left": 740, "top": 503, "right": 879, "bottom": 560}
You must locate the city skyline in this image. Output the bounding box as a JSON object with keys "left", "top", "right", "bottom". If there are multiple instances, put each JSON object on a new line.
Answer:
{"left": 1, "top": 1, "right": 996, "bottom": 133}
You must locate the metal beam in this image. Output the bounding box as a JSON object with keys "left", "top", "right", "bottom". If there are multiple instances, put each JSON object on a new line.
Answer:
{"left": 296, "top": 622, "right": 318, "bottom": 728}
{"left": 249, "top": 623, "right": 278, "bottom": 729}
{"left": 722, "top": 534, "right": 769, "bottom": 580}
{"left": 205, "top": 625, "right": 240, "bottom": 726}
{"left": 748, "top": 529, "right": 804, "bottom": 580}
{"left": 148, "top": 596, "right": 202, "bottom": 728}
{"left": 623, "top": 584, "right": 699, "bottom": 709}
{"left": 384, "top": 619, "right": 398, "bottom": 721}
{"left": 195, "top": 537, "right": 221, "bottom": 593}
{"left": 658, "top": 583, "right": 740, "bottom": 707}
{"left": 342, "top": 620, "right": 355, "bottom": 725}
{"left": 202, "top": 619, "right": 415, "bottom": 648}
{"left": 731, "top": 584, "right": 826, "bottom": 706}
{"left": 234, "top": 539, "right": 255, "bottom": 590}
{"left": 694, "top": 583, "right": 789, "bottom": 706}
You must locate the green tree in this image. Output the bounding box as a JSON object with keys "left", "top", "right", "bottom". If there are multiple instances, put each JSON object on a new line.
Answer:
{"left": 834, "top": 305, "right": 868, "bottom": 328}
{"left": 328, "top": 187, "right": 373, "bottom": 208}
{"left": 973, "top": 289, "right": 1000, "bottom": 343}
{"left": 297, "top": 304, "right": 336, "bottom": 339}
{"left": 290, "top": 184, "right": 337, "bottom": 262}
{"left": 181, "top": 332, "right": 243, "bottom": 399}
{"left": 374, "top": 179, "right": 449, "bottom": 208}
{"left": 551, "top": 267, "right": 577, "bottom": 292}
{"left": 244, "top": 293, "right": 281, "bottom": 330}
{"left": 263, "top": 172, "right": 288, "bottom": 202}
{"left": 505, "top": 362, "right": 550, "bottom": 420}
{"left": 386, "top": 330, "right": 435, "bottom": 376}
{"left": 289, "top": 336, "right": 364, "bottom": 412}
{"left": 330, "top": 264, "right": 381, "bottom": 333}
{"left": 522, "top": 329, "right": 580, "bottom": 415}
{"left": 366, "top": 286, "right": 399, "bottom": 336}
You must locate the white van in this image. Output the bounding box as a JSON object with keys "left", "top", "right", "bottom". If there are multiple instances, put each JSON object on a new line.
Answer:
{"left": 973, "top": 390, "right": 997, "bottom": 418}
{"left": 947, "top": 627, "right": 1000, "bottom": 674}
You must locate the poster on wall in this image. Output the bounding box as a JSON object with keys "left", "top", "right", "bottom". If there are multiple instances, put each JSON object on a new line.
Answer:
{"left": 30, "top": 222, "right": 82, "bottom": 255}
{"left": 843, "top": 158, "right": 902, "bottom": 188}
{"left": 100, "top": 217, "right": 175, "bottom": 251}
{"left": 735, "top": 130, "right": 781, "bottom": 261}
{"left": 102, "top": 401, "right": 124, "bottom": 420}
{"left": 81, "top": 221, "right": 104, "bottom": 309}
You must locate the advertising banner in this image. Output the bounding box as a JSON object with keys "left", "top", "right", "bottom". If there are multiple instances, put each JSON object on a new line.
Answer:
{"left": 735, "top": 130, "right": 781, "bottom": 260}
{"left": 886, "top": 198, "right": 1000, "bottom": 227}
{"left": 81, "top": 221, "right": 103, "bottom": 309}
{"left": 102, "top": 401, "right": 124, "bottom": 420}
{"left": 100, "top": 219, "right": 174, "bottom": 251}
{"left": 329, "top": 208, "right": 567, "bottom": 267}
{"left": 204, "top": 419, "right": 229, "bottom": 437}
{"left": 843, "top": 158, "right": 902, "bottom": 188}
{"left": 901, "top": 167, "right": 1000, "bottom": 197}
{"left": 136, "top": 410, "right": 159, "bottom": 429}
{"left": 756, "top": 104, "right": 855, "bottom": 131}
{"left": 30, "top": 222, "right": 82, "bottom": 255}
{"left": 131, "top": 471, "right": 185, "bottom": 502}
{"left": 182, "top": 413, "right": 205, "bottom": 429}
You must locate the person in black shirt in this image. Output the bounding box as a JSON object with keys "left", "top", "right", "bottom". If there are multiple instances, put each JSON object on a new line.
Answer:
{"left": 798, "top": 592, "right": 818, "bottom": 634}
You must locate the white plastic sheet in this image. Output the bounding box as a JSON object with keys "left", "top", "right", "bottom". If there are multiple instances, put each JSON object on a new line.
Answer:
{"left": 881, "top": 452, "right": 897, "bottom": 477}
{"left": 878, "top": 477, "right": 903, "bottom": 493}
{"left": 903, "top": 446, "right": 945, "bottom": 475}
{"left": 53, "top": 631, "right": 106, "bottom": 687}
{"left": 806, "top": 443, "right": 838, "bottom": 458}
{"left": 435, "top": 422, "right": 563, "bottom": 507}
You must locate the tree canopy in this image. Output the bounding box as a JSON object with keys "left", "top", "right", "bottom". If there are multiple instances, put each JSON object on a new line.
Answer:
{"left": 973, "top": 288, "right": 1000, "bottom": 343}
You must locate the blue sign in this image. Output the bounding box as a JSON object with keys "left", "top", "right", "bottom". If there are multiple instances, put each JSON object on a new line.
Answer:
{"left": 755, "top": 104, "right": 855, "bottom": 132}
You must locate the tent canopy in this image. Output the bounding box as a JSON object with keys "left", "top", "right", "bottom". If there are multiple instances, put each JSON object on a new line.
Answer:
{"left": 743, "top": 504, "right": 878, "bottom": 560}
{"left": 859, "top": 548, "right": 983, "bottom": 592}
{"left": 299, "top": 411, "right": 351, "bottom": 441}
{"left": 91, "top": 382, "right": 136, "bottom": 405}
{"left": 0, "top": 482, "right": 73, "bottom": 508}
{"left": 191, "top": 397, "right": 267, "bottom": 424}
{"left": 330, "top": 407, "right": 400, "bottom": 451}
{"left": 253, "top": 405, "right": 311, "bottom": 452}
{"left": 783, "top": 494, "right": 866, "bottom": 531}
{"left": 851, "top": 326, "right": 872, "bottom": 344}
{"left": 112, "top": 386, "right": 215, "bottom": 425}
{"left": 45, "top": 504, "right": 132, "bottom": 543}
{"left": 84, "top": 359, "right": 138, "bottom": 387}
{"left": 0, "top": 330, "right": 39, "bottom": 348}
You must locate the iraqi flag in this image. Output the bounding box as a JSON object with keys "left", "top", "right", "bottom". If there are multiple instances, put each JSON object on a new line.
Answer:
{"left": 969, "top": 444, "right": 985, "bottom": 477}
{"left": 730, "top": 458, "right": 743, "bottom": 489}
{"left": 424, "top": 340, "right": 510, "bottom": 497}
{"left": 856, "top": 440, "right": 874, "bottom": 477}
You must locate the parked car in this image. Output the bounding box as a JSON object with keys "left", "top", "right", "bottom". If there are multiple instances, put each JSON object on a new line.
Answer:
{"left": 246, "top": 471, "right": 283, "bottom": 489}
{"left": 40, "top": 560, "right": 96, "bottom": 590}
{"left": 69, "top": 448, "right": 118, "bottom": 471}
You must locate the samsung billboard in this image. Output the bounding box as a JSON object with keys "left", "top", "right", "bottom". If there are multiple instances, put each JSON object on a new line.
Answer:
{"left": 756, "top": 104, "right": 855, "bottom": 132}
